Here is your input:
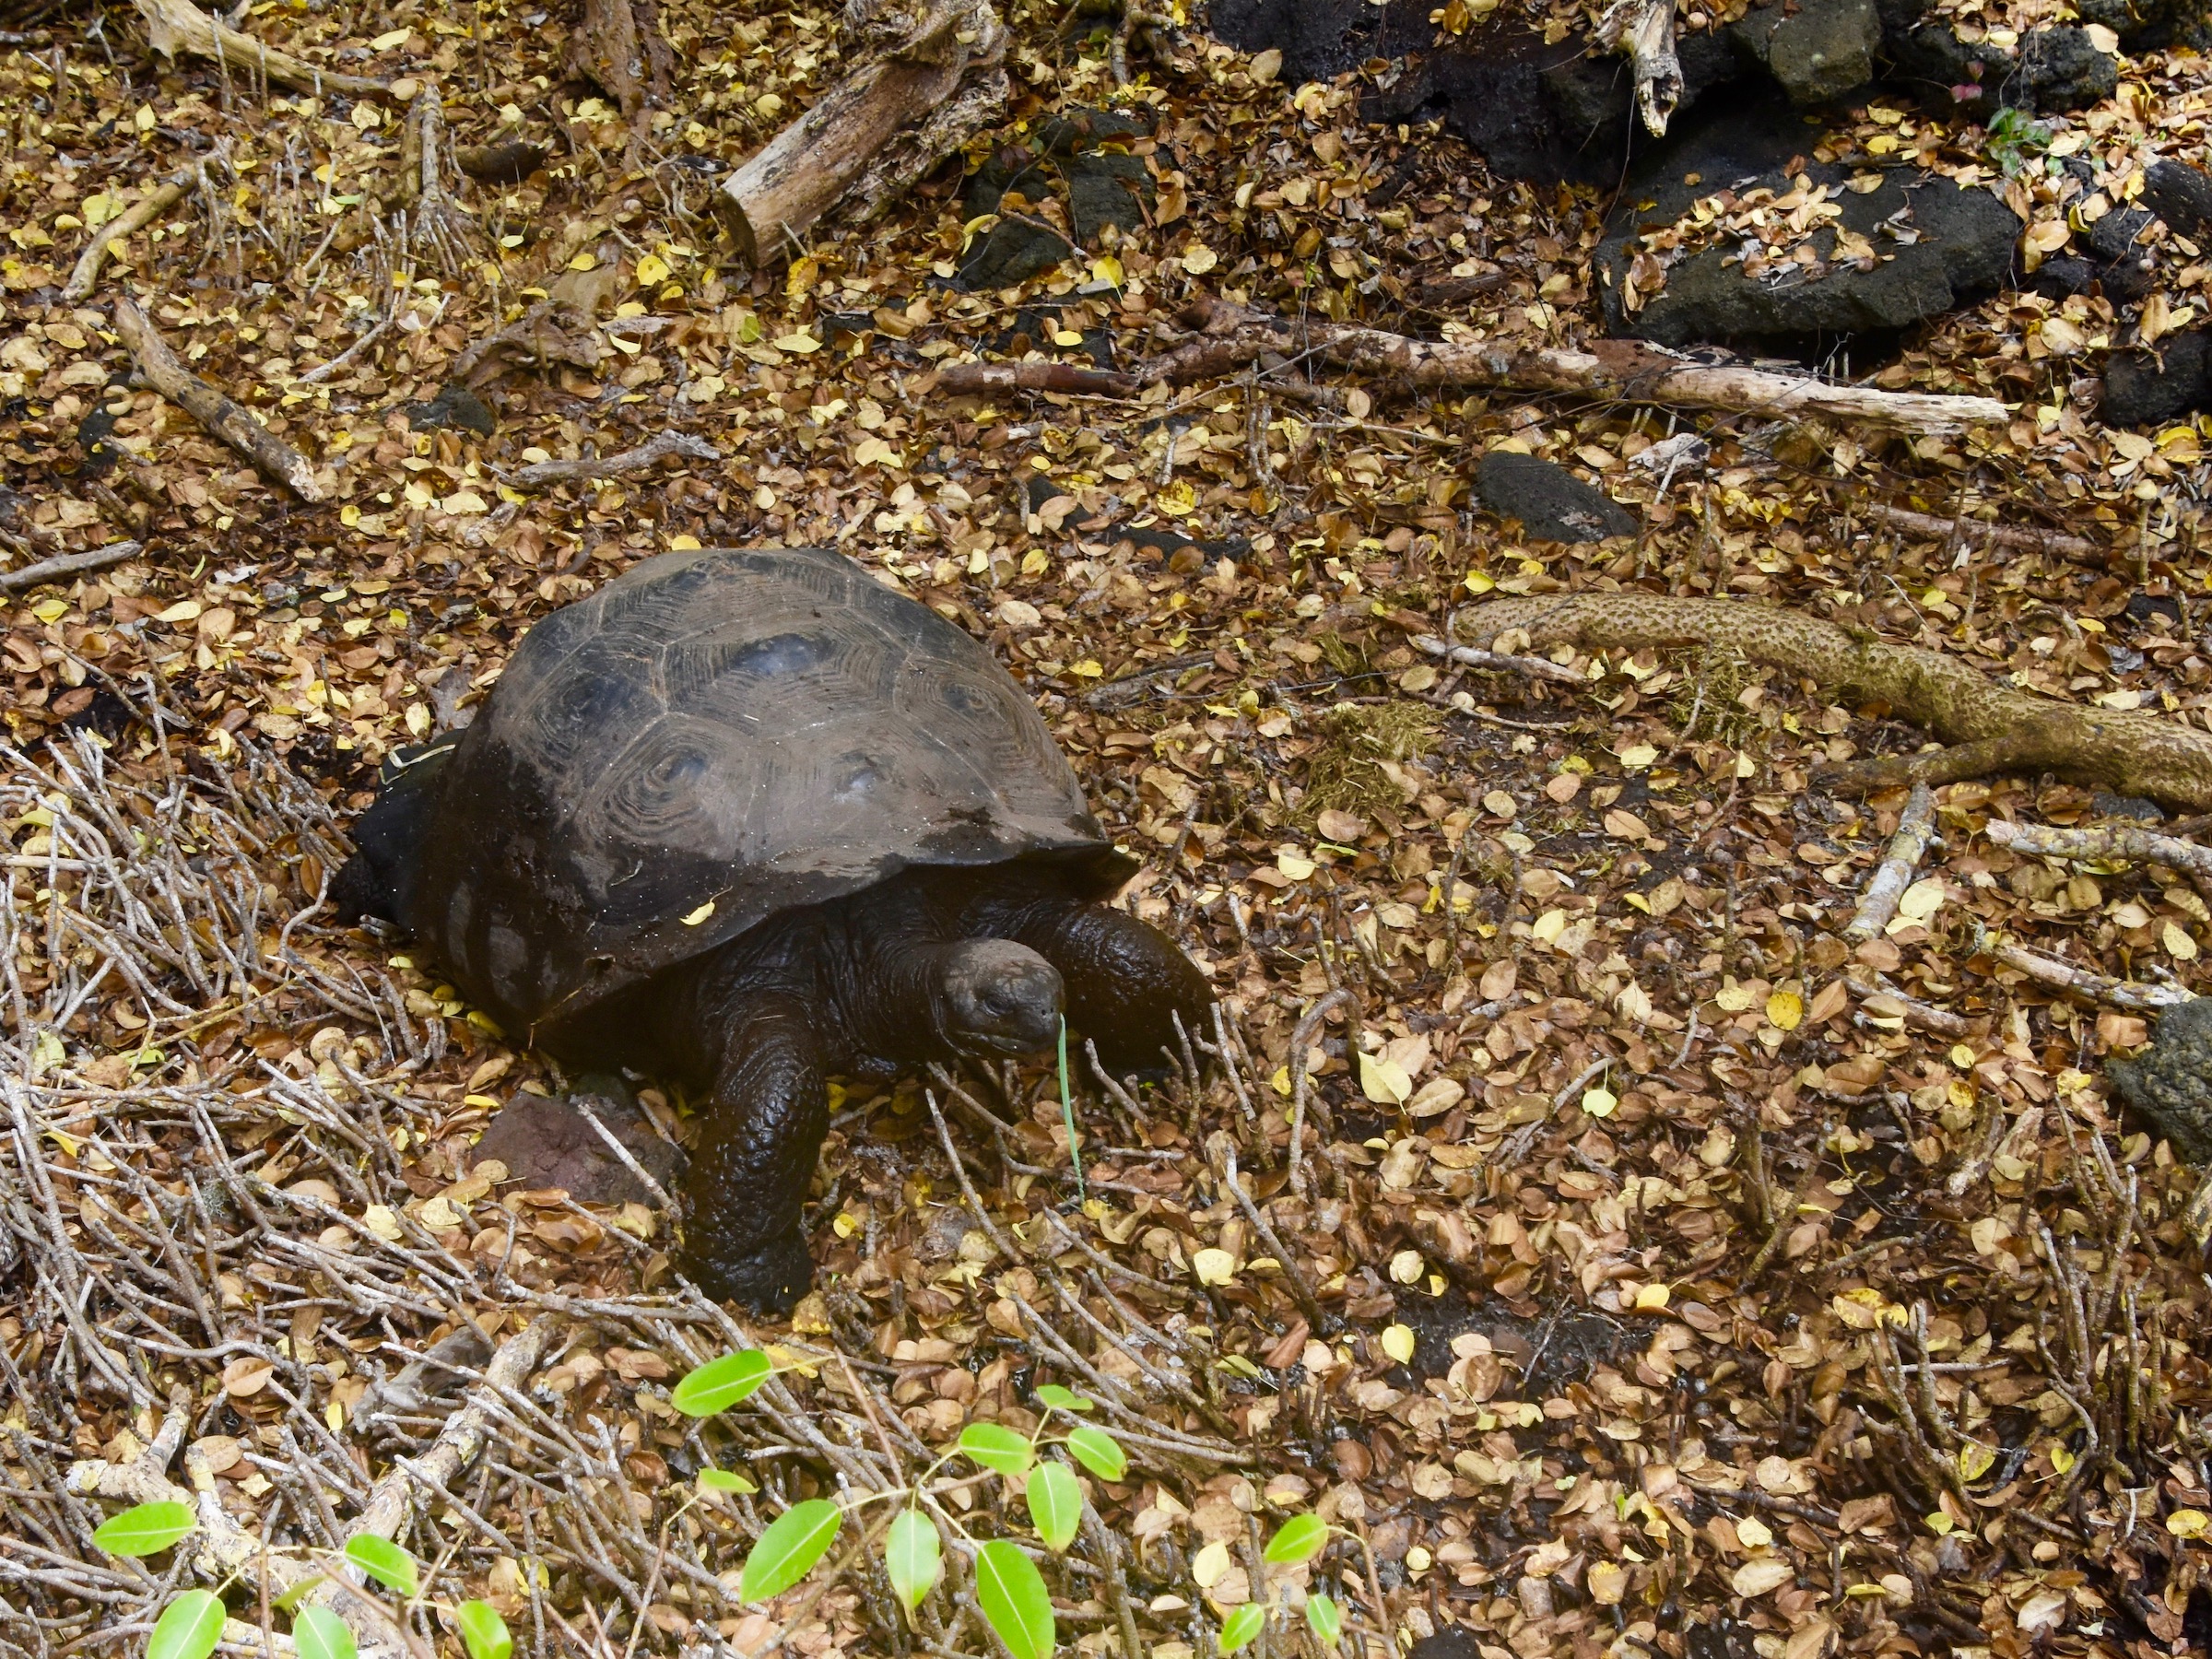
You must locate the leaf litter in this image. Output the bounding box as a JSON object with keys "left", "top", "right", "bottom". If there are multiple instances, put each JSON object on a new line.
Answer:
{"left": 1, "top": 0, "right": 2211, "bottom": 1656}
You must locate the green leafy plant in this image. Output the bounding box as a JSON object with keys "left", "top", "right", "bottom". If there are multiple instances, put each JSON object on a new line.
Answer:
{"left": 1986, "top": 106, "right": 2053, "bottom": 177}
{"left": 89, "top": 1509, "right": 514, "bottom": 1659}
{"left": 670, "top": 1348, "right": 1140, "bottom": 1659}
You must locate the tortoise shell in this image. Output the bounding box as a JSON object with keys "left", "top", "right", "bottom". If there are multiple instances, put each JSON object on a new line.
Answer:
{"left": 407, "top": 546, "right": 1133, "bottom": 1038}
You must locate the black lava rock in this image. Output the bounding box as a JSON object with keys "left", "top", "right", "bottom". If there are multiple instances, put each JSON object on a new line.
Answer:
{"left": 2105, "top": 997, "right": 2212, "bottom": 1162}
{"left": 1594, "top": 100, "right": 2019, "bottom": 355}
{"left": 2101, "top": 330, "right": 2212, "bottom": 427}
{"left": 958, "top": 217, "right": 1075, "bottom": 291}
{"left": 402, "top": 382, "right": 497, "bottom": 437}
{"left": 1730, "top": 0, "right": 1881, "bottom": 106}
{"left": 2142, "top": 159, "right": 2212, "bottom": 239}
{"left": 1063, "top": 149, "right": 1150, "bottom": 244}
{"left": 1475, "top": 452, "right": 1637, "bottom": 543}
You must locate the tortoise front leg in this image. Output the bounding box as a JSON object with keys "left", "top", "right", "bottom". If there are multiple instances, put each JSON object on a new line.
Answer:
{"left": 680, "top": 992, "right": 827, "bottom": 1312}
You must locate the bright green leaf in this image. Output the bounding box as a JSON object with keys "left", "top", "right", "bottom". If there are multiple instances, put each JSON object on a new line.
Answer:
{"left": 1264, "top": 1512, "right": 1327, "bottom": 1566}
{"left": 147, "top": 1590, "right": 226, "bottom": 1659}
{"left": 958, "top": 1421, "right": 1035, "bottom": 1477}
{"left": 1064, "top": 1424, "right": 1125, "bottom": 1483}
{"left": 697, "top": 1468, "right": 758, "bottom": 1495}
{"left": 740, "top": 1499, "right": 841, "bottom": 1602}
{"left": 1219, "top": 1603, "right": 1265, "bottom": 1655}
{"left": 1027, "top": 1462, "right": 1082, "bottom": 1553}
{"left": 291, "top": 1605, "right": 357, "bottom": 1659}
{"left": 671, "top": 1350, "right": 772, "bottom": 1417}
{"left": 1306, "top": 1592, "right": 1343, "bottom": 1649}
{"left": 342, "top": 1534, "right": 418, "bottom": 1597}
{"left": 92, "top": 1500, "right": 195, "bottom": 1558}
{"left": 1032, "top": 1383, "right": 1093, "bottom": 1413}
{"left": 974, "top": 1539, "right": 1054, "bottom": 1659}
{"left": 885, "top": 1510, "right": 941, "bottom": 1614}
{"left": 455, "top": 1599, "right": 514, "bottom": 1659}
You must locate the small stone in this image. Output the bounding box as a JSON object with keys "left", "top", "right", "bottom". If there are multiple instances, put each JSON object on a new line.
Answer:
{"left": 1475, "top": 453, "right": 1636, "bottom": 544}
{"left": 402, "top": 382, "right": 497, "bottom": 437}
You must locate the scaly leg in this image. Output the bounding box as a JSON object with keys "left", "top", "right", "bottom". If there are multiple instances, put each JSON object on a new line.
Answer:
{"left": 680, "top": 992, "right": 826, "bottom": 1312}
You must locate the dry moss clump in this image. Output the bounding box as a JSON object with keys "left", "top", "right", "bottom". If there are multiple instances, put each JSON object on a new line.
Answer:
{"left": 1300, "top": 700, "right": 1439, "bottom": 825}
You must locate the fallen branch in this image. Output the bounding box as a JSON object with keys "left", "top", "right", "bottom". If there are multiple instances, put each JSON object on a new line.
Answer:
{"left": 62, "top": 160, "right": 206, "bottom": 302}
{"left": 1150, "top": 300, "right": 2009, "bottom": 431}
{"left": 0, "top": 539, "right": 144, "bottom": 596}
{"left": 1862, "top": 502, "right": 2106, "bottom": 566}
{"left": 114, "top": 298, "right": 324, "bottom": 502}
{"left": 1852, "top": 972, "right": 1970, "bottom": 1037}
{"left": 1845, "top": 782, "right": 1936, "bottom": 942}
{"left": 1985, "top": 819, "right": 2212, "bottom": 906}
{"left": 384, "top": 88, "right": 480, "bottom": 276}
{"left": 565, "top": 0, "right": 673, "bottom": 127}
{"left": 133, "top": 0, "right": 387, "bottom": 96}
{"left": 934, "top": 359, "right": 1138, "bottom": 397}
{"left": 510, "top": 430, "right": 721, "bottom": 488}
{"left": 1978, "top": 932, "right": 2192, "bottom": 1011}
{"left": 1408, "top": 632, "right": 1586, "bottom": 686}
{"left": 1597, "top": 0, "right": 1683, "bottom": 135}
{"left": 1452, "top": 594, "right": 2212, "bottom": 809}
{"left": 718, "top": 0, "right": 1007, "bottom": 264}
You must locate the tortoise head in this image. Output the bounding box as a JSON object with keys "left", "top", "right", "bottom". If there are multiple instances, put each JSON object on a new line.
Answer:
{"left": 936, "top": 940, "right": 1063, "bottom": 1056}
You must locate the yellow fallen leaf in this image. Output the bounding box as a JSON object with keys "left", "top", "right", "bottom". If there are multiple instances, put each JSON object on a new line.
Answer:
{"left": 1182, "top": 243, "right": 1218, "bottom": 275}
{"left": 1582, "top": 1086, "right": 1618, "bottom": 1119}
{"left": 634, "top": 253, "right": 671, "bottom": 286}
{"left": 1276, "top": 853, "right": 1315, "bottom": 880}
{"left": 1731, "top": 1557, "right": 1794, "bottom": 1597}
{"left": 772, "top": 331, "right": 820, "bottom": 354}
{"left": 2164, "top": 921, "right": 2198, "bottom": 960}
{"left": 1192, "top": 1247, "right": 1237, "bottom": 1286}
{"left": 681, "top": 900, "right": 716, "bottom": 925}
{"left": 1586, "top": 1561, "right": 1628, "bottom": 1605}
{"left": 360, "top": 1205, "right": 403, "bottom": 1241}
{"left": 1632, "top": 1282, "right": 1670, "bottom": 1311}
{"left": 1359, "top": 1052, "right": 1411, "bottom": 1105}
{"left": 1191, "top": 1540, "right": 1233, "bottom": 1588}
{"left": 1380, "top": 1324, "right": 1416, "bottom": 1364}
{"left": 1766, "top": 990, "right": 1804, "bottom": 1031}
{"left": 1735, "top": 1517, "right": 1774, "bottom": 1549}
{"left": 2167, "top": 1508, "right": 2207, "bottom": 1538}
{"left": 1388, "top": 1249, "right": 1424, "bottom": 1285}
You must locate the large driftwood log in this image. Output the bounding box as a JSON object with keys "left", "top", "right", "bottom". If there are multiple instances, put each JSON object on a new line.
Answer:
{"left": 134, "top": 0, "right": 387, "bottom": 95}
{"left": 1453, "top": 594, "right": 2212, "bottom": 809}
{"left": 718, "top": 0, "right": 1006, "bottom": 264}
{"left": 1163, "top": 300, "right": 2009, "bottom": 431}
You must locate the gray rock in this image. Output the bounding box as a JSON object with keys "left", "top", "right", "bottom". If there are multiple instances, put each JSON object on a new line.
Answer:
{"left": 957, "top": 216, "right": 1075, "bottom": 291}
{"left": 474, "top": 1075, "right": 684, "bottom": 1206}
{"left": 1732, "top": 0, "right": 1881, "bottom": 106}
{"left": 1595, "top": 104, "right": 2019, "bottom": 354}
{"left": 2101, "top": 331, "right": 2212, "bottom": 427}
{"left": 1475, "top": 453, "right": 1637, "bottom": 543}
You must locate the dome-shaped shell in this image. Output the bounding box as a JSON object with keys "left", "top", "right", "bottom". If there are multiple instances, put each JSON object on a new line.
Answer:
{"left": 407, "top": 547, "right": 1132, "bottom": 1038}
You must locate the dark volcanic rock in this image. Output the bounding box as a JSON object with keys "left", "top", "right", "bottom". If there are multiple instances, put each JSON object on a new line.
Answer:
{"left": 2101, "top": 331, "right": 2212, "bottom": 427}
{"left": 2142, "top": 159, "right": 2212, "bottom": 238}
{"left": 2105, "top": 996, "right": 2212, "bottom": 1161}
{"left": 1475, "top": 452, "right": 1637, "bottom": 543}
{"left": 2074, "top": 0, "right": 2212, "bottom": 52}
{"left": 1064, "top": 149, "right": 1150, "bottom": 244}
{"left": 1731, "top": 0, "right": 1881, "bottom": 106}
{"left": 958, "top": 216, "right": 1075, "bottom": 291}
{"left": 1595, "top": 101, "right": 2018, "bottom": 354}
{"left": 1877, "top": 0, "right": 2117, "bottom": 114}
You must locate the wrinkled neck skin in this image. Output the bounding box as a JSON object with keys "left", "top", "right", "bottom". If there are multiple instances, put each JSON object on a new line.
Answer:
{"left": 653, "top": 879, "right": 963, "bottom": 1081}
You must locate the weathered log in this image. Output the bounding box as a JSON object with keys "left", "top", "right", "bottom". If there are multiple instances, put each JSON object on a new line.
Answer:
{"left": 718, "top": 0, "right": 1006, "bottom": 265}
{"left": 133, "top": 0, "right": 386, "bottom": 95}
{"left": 1597, "top": 0, "right": 1682, "bottom": 136}
{"left": 1157, "top": 300, "right": 2009, "bottom": 431}
{"left": 934, "top": 360, "right": 1138, "bottom": 397}
{"left": 0, "top": 540, "right": 146, "bottom": 595}
{"left": 1454, "top": 593, "right": 2212, "bottom": 809}
{"left": 1861, "top": 501, "right": 2107, "bottom": 565}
